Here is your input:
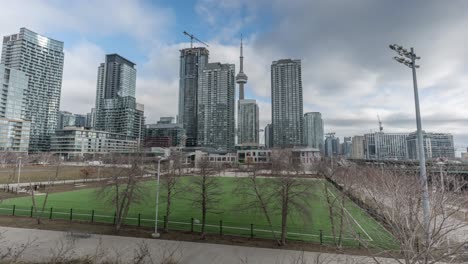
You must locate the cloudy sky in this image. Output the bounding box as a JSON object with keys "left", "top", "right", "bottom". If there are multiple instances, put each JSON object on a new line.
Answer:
{"left": 1, "top": 0, "right": 467, "bottom": 152}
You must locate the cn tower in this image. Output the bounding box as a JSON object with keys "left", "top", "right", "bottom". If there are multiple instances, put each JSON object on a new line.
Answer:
{"left": 235, "top": 36, "right": 248, "bottom": 99}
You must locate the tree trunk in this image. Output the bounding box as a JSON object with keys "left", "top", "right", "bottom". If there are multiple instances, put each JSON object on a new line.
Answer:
{"left": 164, "top": 182, "right": 172, "bottom": 233}
{"left": 201, "top": 175, "right": 207, "bottom": 239}
{"left": 325, "top": 184, "right": 337, "bottom": 245}
{"left": 280, "top": 183, "right": 289, "bottom": 246}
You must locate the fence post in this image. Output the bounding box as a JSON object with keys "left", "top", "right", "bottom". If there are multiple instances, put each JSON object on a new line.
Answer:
{"left": 113, "top": 212, "right": 116, "bottom": 225}
{"left": 12, "top": 205, "right": 15, "bottom": 216}
{"left": 219, "top": 220, "right": 223, "bottom": 236}
{"left": 30, "top": 206, "right": 33, "bottom": 217}
{"left": 70, "top": 208, "right": 73, "bottom": 221}
{"left": 91, "top": 209, "right": 95, "bottom": 223}
{"left": 138, "top": 213, "right": 141, "bottom": 227}
{"left": 191, "top": 217, "right": 194, "bottom": 233}
{"left": 163, "top": 215, "right": 167, "bottom": 231}
{"left": 49, "top": 207, "right": 53, "bottom": 219}
{"left": 250, "top": 224, "right": 254, "bottom": 239}
{"left": 358, "top": 232, "right": 361, "bottom": 248}
{"left": 319, "top": 230, "right": 323, "bottom": 245}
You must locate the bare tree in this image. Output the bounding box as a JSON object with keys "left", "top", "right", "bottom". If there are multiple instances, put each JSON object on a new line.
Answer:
{"left": 330, "top": 163, "right": 468, "bottom": 263}
{"left": 234, "top": 162, "right": 281, "bottom": 245}
{"left": 270, "top": 149, "right": 315, "bottom": 246}
{"left": 186, "top": 158, "right": 222, "bottom": 239}
{"left": 96, "top": 153, "right": 146, "bottom": 232}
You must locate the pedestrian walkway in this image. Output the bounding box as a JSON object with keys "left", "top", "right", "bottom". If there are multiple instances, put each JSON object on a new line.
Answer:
{"left": 0, "top": 226, "right": 396, "bottom": 263}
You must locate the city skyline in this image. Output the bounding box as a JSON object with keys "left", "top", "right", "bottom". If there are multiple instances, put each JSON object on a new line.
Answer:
{"left": 1, "top": 1, "right": 468, "bottom": 152}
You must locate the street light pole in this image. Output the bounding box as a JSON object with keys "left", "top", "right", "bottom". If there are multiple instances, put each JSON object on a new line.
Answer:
{"left": 389, "top": 44, "right": 431, "bottom": 244}
{"left": 152, "top": 158, "right": 162, "bottom": 238}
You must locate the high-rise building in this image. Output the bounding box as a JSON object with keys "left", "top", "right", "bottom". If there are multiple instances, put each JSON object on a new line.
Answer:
{"left": 236, "top": 37, "right": 259, "bottom": 145}
{"left": 197, "top": 63, "right": 235, "bottom": 151}
{"left": 94, "top": 54, "right": 144, "bottom": 142}
{"left": 238, "top": 100, "right": 259, "bottom": 145}
{"left": 58, "top": 111, "right": 76, "bottom": 130}
{"left": 364, "top": 132, "right": 408, "bottom": 160}
{"left": 407, "top": 132, "right": 455, "bottom": 160}
{"left": 0, "top": 64, "right": 30, "bottom": 152}
{"left": 265, "top": 124, "right": 273, "bottom": 149}
{"left": 303, "top": 112, "right": 324, "bottom": 151}
{"left": 178, "top": 47, "right": 209, "bottom": 147}
{"left": 86, "top": 109, "right": 96, "bottom": 128}
{"left": 342, "top": 137, "right": 353, "bottom": 158}
{"left": 145, "top": 117, "right": 185, "bottom": 148}
{"left": 325, "top": 135, "right": 340, "bottom": 157}
{"left": 74, "top": 114, "right": 87, "bottom": 127}
{"left": 2, "top": 28, "right": 64, "bottom": 152}
{"left": 271, "top": 59, "right": 303, "bottom": 148}
{"left": 351, "top": 136, "right": 365, "bottom": 159}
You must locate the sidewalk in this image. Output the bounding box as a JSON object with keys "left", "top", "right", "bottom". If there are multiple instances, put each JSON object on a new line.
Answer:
{"left": 0, "top": 226, "right": 396, "bottom": 264}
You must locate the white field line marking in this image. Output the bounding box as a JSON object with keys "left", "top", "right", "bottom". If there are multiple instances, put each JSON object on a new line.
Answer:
{"left": 326, "top": 189, "right": 373, "bottom": 241}
{"left": 0, "top": 207, "right": 370, "bottom": 241}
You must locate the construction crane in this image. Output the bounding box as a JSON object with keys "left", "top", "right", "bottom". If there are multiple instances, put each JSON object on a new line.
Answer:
{"left": 377, "top": 115, "right": 383, "bottom": 132}
{"left": 183, "top": 31, "right": 209, "bottom": 48}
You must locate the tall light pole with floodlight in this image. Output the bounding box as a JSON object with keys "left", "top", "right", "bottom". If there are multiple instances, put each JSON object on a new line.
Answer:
{"left": 389, "top": 44, "right": 431, "bottom": 242}
{"left": 152, "top": 156, "right": 165, "bottom": 238}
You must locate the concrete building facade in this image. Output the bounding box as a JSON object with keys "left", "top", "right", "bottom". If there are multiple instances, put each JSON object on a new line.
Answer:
{"left": 364, "top": 132, "right": 408, "bottom": 160}
{"left": 351, "top": 136, "right": 365, "bottom": 159}
{"left": 271, "top": 59, "right": 303, "bottom": 148}
{"left": 1, "top": 28, "right": 64, "bottom": 152}
{"left": 407, "top": 132, "right": 455, "bottom": 160}
{"left": 50, "top": 127, "right": 138, "bottom": 158}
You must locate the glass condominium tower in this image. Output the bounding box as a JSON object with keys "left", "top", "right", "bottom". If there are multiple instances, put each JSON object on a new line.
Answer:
{"left": 303, "top": 112, "right": 324, "bottom": 151}
{"left": 197, "top": 63, "right": 236, "bottom": 152}
{"left": 271, "top": 59, "right": 303, "bottom": 148}
{"left": 1, "top": 28, "right": 64, "bottom": 152}
{"left": 178, "top": 47, "right": 209, "bottom": 147}
{"left": 94, "top": 54, "right": 144, "bottom": 142}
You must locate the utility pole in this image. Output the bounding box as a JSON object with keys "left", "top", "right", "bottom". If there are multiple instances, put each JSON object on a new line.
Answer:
{"left": 152, "top": 157, "right": 165, "bottom": 238}
{"left": 389, "top": 44, "right": 431, "bottom": 244}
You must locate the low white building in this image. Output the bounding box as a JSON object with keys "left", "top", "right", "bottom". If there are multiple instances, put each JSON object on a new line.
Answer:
{"left": 50, "top": 127, "right": 138, "bottom": 158}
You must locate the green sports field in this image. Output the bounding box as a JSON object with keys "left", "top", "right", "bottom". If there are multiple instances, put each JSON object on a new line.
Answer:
{"left": 0, "top": 177, "right": 395, "bottom": 248}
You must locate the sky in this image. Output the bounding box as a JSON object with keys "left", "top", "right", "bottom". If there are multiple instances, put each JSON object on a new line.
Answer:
{"left": 1, "top": 0, "right": 468, "bottom": 153}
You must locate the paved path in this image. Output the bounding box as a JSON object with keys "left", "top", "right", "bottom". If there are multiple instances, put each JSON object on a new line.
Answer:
{"left": 0, "top": 226, "right": 395, "bottom": 264}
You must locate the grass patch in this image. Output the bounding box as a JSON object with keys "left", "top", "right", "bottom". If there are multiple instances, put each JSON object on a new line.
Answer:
{"left": 0, "top": 177, "right": 396, "bottom": 248}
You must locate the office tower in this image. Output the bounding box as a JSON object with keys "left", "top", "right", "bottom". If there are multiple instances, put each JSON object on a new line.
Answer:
{"left": 94, "top": 54, "right": 145, "bottom": 142}
{"left": 197, "top": 63, "right": 235, "bottom": 151}
{"left": 271, "top": 59, "right": 303, "bottom": 148}
{"left": 178, "top": 47, "right": 209, "bottom": 147}
{"left": 407, "top": 132, "right": 455, "bottom": 160}
{"left": 325, "top": 134, "right": 340, "bottom": 157}
{"left": 58, "top": 111, "right": 76, "bottom": 130}
{"left": 303, "top": 112, "right": 324, "bottom": 151}
{"left": 351, "top": 136, "right": 365, "bottom": 159}
{"left": 364, "top": 132, "right": 408, "bottom": 160}
{"left": 265, "top": 124, "right": 273, "bottom": 149}
{"left": 238, "top": 100, "right": 259, "bottom": 145}
{"left": 0, "top": 64, "right": 30, "bottom": 152}
{"left": 2, "top": 28, "right": 64, "bottom": 152}
{"left": 145, "top": 117, "right": 185, "bottom": 148}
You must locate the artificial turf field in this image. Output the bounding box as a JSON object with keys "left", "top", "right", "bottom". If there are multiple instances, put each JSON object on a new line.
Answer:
{"left": 0, "top": 177, "right": 395, "bottom": 248}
